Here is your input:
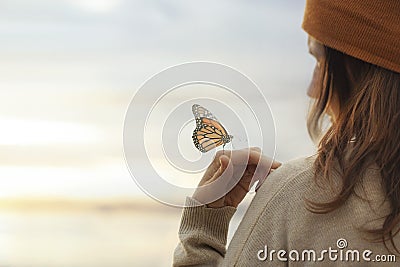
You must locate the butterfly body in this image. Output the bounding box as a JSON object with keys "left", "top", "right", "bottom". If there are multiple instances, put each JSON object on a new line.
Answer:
{"left": 221, "top": 133, "right": 233, "bottom": 145}
{"left": 191, "top": 104, "right": 233, "bottom": 153}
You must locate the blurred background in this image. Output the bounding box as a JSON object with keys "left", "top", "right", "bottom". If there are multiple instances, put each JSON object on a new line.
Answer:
{"left": 0, "top": 0, "right": 315, "bottom": 266}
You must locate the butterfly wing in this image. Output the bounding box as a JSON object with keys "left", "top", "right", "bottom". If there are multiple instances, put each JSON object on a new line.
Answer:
{"left": 192, "top": 118, "right": 229, "bottom": 153}
{"left": 192, "top": 104, "right": 218, "bottom": 125}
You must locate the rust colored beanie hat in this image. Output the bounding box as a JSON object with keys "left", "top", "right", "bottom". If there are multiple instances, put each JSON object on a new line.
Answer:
{"left": 302, "top": 0, "right": 400, "bottom": 73}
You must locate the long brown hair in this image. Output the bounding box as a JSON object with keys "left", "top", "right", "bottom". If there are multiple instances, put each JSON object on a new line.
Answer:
{"left": 307, "top": 45, "right": 400, "bottom": 252}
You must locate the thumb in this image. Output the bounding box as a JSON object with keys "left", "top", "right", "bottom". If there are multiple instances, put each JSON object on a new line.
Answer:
{"left": 219, "top": 155, "right": 230, "bottom": 170}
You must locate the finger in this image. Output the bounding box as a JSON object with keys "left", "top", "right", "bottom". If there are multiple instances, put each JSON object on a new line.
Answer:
{"left": 193, "top": 160, "right": 234, "bottom": 205}
{"left": 271, "top": 160, "right": 282, "bottom": 169}
{"left": 206, "top": 155, "right": 233, "bottom": 185}
{"left": 213, "top": 161, "right": 227, "bottom": 182}
{"left": 219, "top": 149, "right": 280, "bottom": 177}
{"left": 248, "top": 151, "right": 274, "bottom": 167}
{"left": 248, "top": 153, "right": 282, "bottom": 182}
{"left": 219, "top": 155, "right": 230, "bottom": 171}
{"left": 245, "top": 164, "right": 257, "bottom": 176}
{"left": 250, "top": 148, "right": 280, "bottom": 168}
{"left": 237, "top": 148, "right": 277, "bottom": 167}
{"left": 251, "top": 147, "right": 261, "bottom": 152}
{"left": 232, "top": 149, "right": 273, "bottom": 168}
{"left": 221, "top": 149, "right": 262, "bottom": 165}
{"left": 234, "top": 165, "right": 256, "bottom": 188}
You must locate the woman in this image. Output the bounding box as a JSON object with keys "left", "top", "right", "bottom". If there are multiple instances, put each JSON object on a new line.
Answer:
{"left": 174, "top": 0, "right": 400, "bottom": 265}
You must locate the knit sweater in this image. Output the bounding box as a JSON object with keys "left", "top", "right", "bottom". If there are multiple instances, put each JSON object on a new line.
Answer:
{"left": 173, "top": 156, "right": 399, "bottom": 266}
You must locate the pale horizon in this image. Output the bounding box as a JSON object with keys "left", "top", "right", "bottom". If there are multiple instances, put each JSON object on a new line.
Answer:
{"left": 0, "top": 0, "right": 314, "bottom": 200}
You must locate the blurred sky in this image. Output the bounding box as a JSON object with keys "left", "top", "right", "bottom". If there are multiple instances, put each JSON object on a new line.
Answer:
{"left": 0, "top": 0, "right": 315, "bottom": 200}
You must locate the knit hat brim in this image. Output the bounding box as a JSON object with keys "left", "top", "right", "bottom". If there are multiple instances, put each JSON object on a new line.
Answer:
{"left": 302, "top": 0, "right": 400, "bottom": 74}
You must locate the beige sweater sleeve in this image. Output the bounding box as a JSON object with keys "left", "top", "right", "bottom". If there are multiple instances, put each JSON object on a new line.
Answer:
{"left": 173, "top": 197, "right": 236, "bottom": 266}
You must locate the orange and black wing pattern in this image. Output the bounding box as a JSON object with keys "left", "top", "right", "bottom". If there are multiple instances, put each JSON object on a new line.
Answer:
{"left": 192, "top": 104, "right": 232, "bottom": 153}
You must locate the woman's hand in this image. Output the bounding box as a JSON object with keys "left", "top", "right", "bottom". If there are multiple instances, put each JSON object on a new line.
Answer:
{"left": 192, "top": 147, "right": 281, "bottom": 208}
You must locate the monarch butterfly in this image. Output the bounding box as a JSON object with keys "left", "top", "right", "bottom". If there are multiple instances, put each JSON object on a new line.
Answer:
{"left": 192, "top": 104, "right": 233, "bottom": 153}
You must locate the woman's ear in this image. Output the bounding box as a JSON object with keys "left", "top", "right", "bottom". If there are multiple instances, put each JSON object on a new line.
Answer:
{"left": 307, "top": 37, "right": 326, "bottom": 99}
{"left": 307, "top": 63, "right": 323, "bottom": 98}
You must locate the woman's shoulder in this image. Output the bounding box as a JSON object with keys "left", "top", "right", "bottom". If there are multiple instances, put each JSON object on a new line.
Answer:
{"left": 255, "top": 155, "right": 317, "bottom": 200}
{"left": 239, "top": 155, "right": 318, "bottom": 226}
{"left": 276, "top": 154, "right": 317, "bottom": 175}
{"left": 252, "top": 154, "right": 385, "bottom": 216}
